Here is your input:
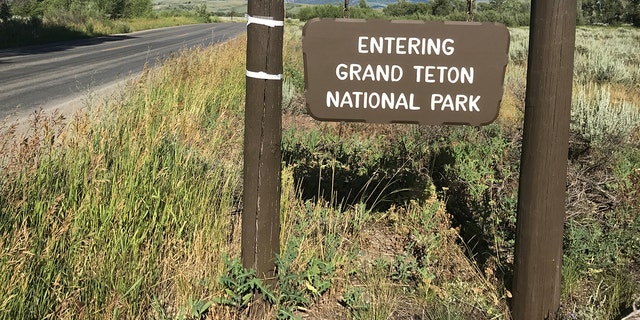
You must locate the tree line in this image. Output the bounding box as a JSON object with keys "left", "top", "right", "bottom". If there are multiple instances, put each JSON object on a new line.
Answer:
{"left": 3, "top": 0, "right": 638, "bottom": 27}
{"left": 1, "top": 0, "right": 151, "bottom": 48}
{"left": 1, "top": 0, "right": 151, "bottom": 20}
{"left": 295, "top": 0, "right": 640, "bottom": 27}
{"left": 579, "top": 0, "right": 640, "bottom": 26}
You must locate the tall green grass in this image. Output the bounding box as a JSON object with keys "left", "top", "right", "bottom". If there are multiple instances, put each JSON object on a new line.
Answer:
{"left": 0, "top": 38, "right": 246, "bottom": 319}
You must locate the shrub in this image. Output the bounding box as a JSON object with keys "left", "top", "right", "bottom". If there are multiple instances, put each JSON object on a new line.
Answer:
{"left": 430, "top": 124, "right": 520, "bottom": 268}
{"left": 571, "top": 86, "right": 640, "bottom": 145}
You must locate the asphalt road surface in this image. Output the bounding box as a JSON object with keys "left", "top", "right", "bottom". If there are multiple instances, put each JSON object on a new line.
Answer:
{"left": 0, "top": 23, "right": 245, "bottom": 121}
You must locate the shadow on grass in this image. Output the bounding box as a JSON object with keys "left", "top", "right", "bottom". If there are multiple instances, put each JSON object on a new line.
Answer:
{"left": 282, "top": 130, "right": 432, "bottom": 211}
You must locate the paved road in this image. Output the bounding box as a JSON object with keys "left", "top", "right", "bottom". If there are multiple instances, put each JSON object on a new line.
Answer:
{"left": 0, "top": 23, "right": 245, "bottom": 120}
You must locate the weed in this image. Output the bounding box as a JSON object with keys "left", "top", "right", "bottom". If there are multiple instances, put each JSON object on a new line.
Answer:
{"left": 431, "top": 124, "right": 520, "bottom": 270}
{"left": 339, "top": 287, "right": 370, "bottom": 318}
{"left": 214, "top": 255, "right": 275, "bottom": 309}
{"left": 176, "top": 298, "right": 213, "bottom": 320}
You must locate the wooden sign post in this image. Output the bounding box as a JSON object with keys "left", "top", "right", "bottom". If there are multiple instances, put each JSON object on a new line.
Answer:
{"left": 512, "top": 1, "right": 576, "bottom": 318}
{"left": 240, "top": 0, "right": 576, "bottom": 315}
{"left": 242, "top": 0, "right": 284, "bottom": 285}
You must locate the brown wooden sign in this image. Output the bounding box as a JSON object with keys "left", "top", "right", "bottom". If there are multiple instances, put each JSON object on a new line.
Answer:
{"left": 303, "top": 19, "right": 510, "bottom": 125}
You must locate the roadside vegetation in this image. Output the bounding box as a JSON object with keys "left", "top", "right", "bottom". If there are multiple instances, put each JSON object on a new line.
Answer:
{"left": 0, "top": 0, "right": 216, "bottom": 48}
{"left": 1, "top": 13, "right": 640, "bottom": 320}
{"left": 293, "top": 0, "right": 640, "bottom": 27}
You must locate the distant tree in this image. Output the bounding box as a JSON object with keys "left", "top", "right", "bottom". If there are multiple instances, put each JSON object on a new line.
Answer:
{"left": 580, "top": 0, "right": 599, "bottom": 23}
{"left": 431, "top": 0, "right": 452, "bottom": 15}
{"left": 473, "top": 0, "right": 529, "bottom": 26}
{"left": 6, "top": 0, "right": 42, "bottom": 16}
{"left": 0, "top": 1, "right": 11, "bottom": 21}
{"left": 384, "top": 1, "right": 413, "bottom": 16}
{"left": 93, "top": 0, "right": 123, "bottom": 18}
{"left": 430, "top": 0, "right": 465, "bottom": 16}
{"left": 579, "top": 0, "right": 639, "bottom": 25}
{"left": 600, "top": 0, "right": 624, "bottom": 25}
{"left": 629, "top": 0, "right": 640, "bottom": 26}
{"left": 297, "top": 4, "right": 343, "bottom": 20}
{"left": 576, "top": 0, "right": 586, "bottom": 24}
{"left": 350, "top": 0, "right": 383, "bottom": 18}
{"left": 195, "top": 2, "right": 209, "bottom": 22}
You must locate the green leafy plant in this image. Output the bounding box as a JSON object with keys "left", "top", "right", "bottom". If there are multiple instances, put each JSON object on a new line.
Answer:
{"left": 389, "top": 253, "right": 419, "bottom": 284}
{"left": 174, "top": 298, "right": 212, "bottom": 320}
{"left": 214, "top": 255, "right": 276, "bottom": 309}
{"left": 431, "top": 124, "right": 519, "bottom": 268}
{"left": 339, "top": 287, "right": 370, "bottom": 319}
{"left": 187, "top": 298, "right": 212, "bottom": 319}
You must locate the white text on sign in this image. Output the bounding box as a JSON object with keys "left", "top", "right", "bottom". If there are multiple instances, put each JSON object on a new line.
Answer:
{"left": 357, "top": 36, "right": 455, "bottom": 55}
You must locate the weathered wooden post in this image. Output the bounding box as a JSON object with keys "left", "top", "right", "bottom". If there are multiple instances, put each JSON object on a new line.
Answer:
{"left": 242, "top": 0, "right": 284, "bottom": 285}
{"left": 512, "top": 1, "right": 577, "bottom": 318}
